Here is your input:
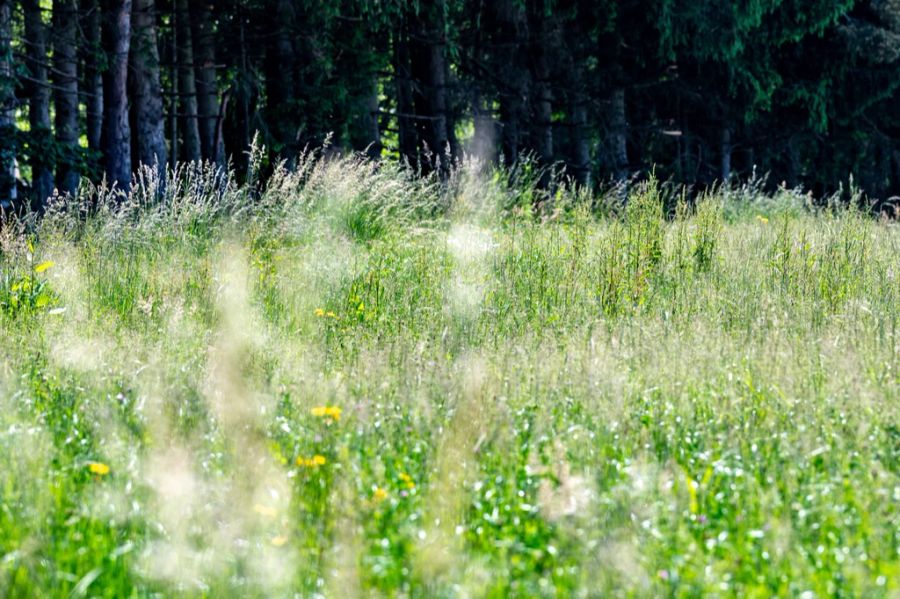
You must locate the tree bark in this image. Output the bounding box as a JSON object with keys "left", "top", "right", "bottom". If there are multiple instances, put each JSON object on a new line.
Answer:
{"left": 24, "top": 0, "right": 54, "bottom": 205}
{"left": 611, "top": 87, "right": 629, "bottom": 180}
{"left": 131, "top": 0, "right": 168, "bottom": 171}
{"left": 83, "top": 0, "right": 104, "bottom": 154}
{"left": 0, "top": 0, "right": 15, "bottom": 208}
{"left": 190, "top": 0, "right": 221, "bottom": 163}
{"left": 101, "top": 0, "right": 133, "bottom": 188}
{"left": 54, "top": 0, "right": 81, "bottom": 196}
{"left": 175, "top": 0, "right": 201, "bottom": 162}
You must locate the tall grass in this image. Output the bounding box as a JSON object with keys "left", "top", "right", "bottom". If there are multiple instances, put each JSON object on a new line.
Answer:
{"left": 1, "top": 154, "right": 898, "bottom": 597}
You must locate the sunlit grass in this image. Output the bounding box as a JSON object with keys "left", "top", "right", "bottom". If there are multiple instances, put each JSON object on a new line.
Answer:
{"left": 0, "top": 155, "right": 898, "bottom": 597}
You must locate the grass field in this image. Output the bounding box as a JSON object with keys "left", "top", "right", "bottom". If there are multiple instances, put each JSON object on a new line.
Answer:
{"left": 1, "top": 157, "right": 898, "bottom": 597}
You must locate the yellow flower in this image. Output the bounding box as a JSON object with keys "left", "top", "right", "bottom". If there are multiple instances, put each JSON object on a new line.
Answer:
{"left": 314, "top": 308, "right": 326, "bottom": 317}
{"left": 297, "top": 454, "right": 327, "bottom": 468}
{"left": 398, "top": 472, "right": 415, "bottom": 489}
{"left": 88, "top": 462, "right": 110, "bottom": 476}
{"left": 311, "top": 406, "right": 342, "bottom": 421}
{"left": 372, "top": 487, "right": 389, "bottom": 502}
{"left": 326, "top": 311, "right": 337, "bottom": 318}
{"left": 756, "top": 215, "right": 769, "bottom": 224}
{"left": 271, "top": 535, "right": 288, "bottom": 547}
{"left": 34, "top": 260, "right": 54, "bottom": 273}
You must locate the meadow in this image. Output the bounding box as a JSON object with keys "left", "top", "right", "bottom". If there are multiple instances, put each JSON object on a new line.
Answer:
{"left": 0, "top": 154, "right": 898, "bottom": 597}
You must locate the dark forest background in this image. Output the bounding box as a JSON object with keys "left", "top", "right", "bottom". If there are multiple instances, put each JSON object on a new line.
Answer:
{"left": 1, "top": 0, "right": 899, "bottom": 212}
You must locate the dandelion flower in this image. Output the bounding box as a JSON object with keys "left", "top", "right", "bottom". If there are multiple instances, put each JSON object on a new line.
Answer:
{"left": 297, "top": 454, "right": 327, "bottom": 467}
{"left": 372, "top": 487, "right": 389, "bottom": 502}
{"left": 314, "top": 308, "right": 326, "bottom": 317}
{"left": 88, "top": 462, "right": 110, "bottom": 476}
{"left": 311, "top": 406, "right": 342, "bottom": 421}
{"left": 398, "top": 472, "right": 415, "bottom": 489}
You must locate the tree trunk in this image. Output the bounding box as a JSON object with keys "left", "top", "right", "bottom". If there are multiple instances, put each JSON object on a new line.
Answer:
{"left": 131, "top": 0, "right": 168, "bottom": 171}
{"left": 265, "top": 0, "right": 296, "bottom": 155}
{"left": 720, "top": 126, "right": 732, "bottom": 183}
{"left": 495, "top": 0, "right": 529, "bottom": 167}
{"left": 468, "top": 5, "right": 495, "bottom": 166}
{"left": 499, "top": 102, "right": 523, "bottom": 167}
{"left": 233, "top": 2, "right": 252, "bottom": 168}
{"left": 611, "top": 87, "right": 629, "bottom": 180}
{"left": 190, "top": 0, "right": 221, "bottom": 163}
{"left": 163, "top": 7, "right": 177, "bottom": 168}
{"left": 426, "top": 37, "right": 450, "bottom": 169}
{"left": 531, "top": 76, "right": 553, "bottom": 166}
{"left": 528, "top": 0, "right": 553, "bottom": 168}
{"left": 393, "top": 23, "right": 417, "bottom": 168}
{"left": 893, "top": 150, "right": 900, "bottom": 197}
{"left": 83, "top": 0, "right": 104, "bottom": 154}
{"left": 471, "top": 90, "right": 496, "bottom": 165}
{"left": 101, "top": 0, "right": 133, "bottom": 188}
{"left": 54, "top": 0, "right": 81, "bottom": 196}
{"left": 222, "top": 0, "right": 253, "bottom": 173}
{"left": 0, "top": 0, "right": 15, "bottom": 208}
{"left": 570, "top": 97, "right": 590, "bottom": 187}
{"left": 176, "top": 0, "right": 201, "bottom": 162}
{"left": 356, "top": 80, "right": 381, "bottom": 160}
{"left": 24, "top": 0, "right": 54, "bottom": 206}
{"left": 787, "top": 136, "right": 801, "bottom": 188}
{"left": 445, "top": 59, "right": 460, "bottom": 162}
{"left": 409, "top": 2, "right": 450, "bottom": 176}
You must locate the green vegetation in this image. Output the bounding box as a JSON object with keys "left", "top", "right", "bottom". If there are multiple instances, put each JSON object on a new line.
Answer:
{"left": 1, "top": 158, "right": 898, "bottom": 597}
